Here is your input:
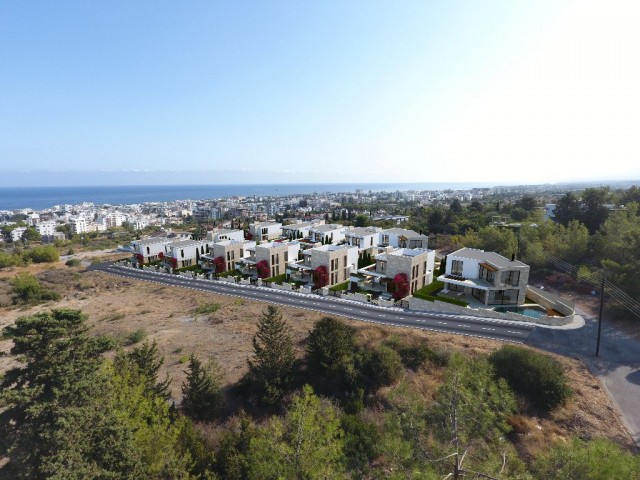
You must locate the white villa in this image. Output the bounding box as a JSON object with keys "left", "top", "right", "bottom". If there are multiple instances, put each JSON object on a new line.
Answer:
{"left": 438, "top": 248, "right": 530, "bottom": 306}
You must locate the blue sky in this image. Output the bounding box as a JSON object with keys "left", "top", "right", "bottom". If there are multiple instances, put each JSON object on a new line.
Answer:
{"left": 1, "top": 1, "right": 639, "bottom": 186}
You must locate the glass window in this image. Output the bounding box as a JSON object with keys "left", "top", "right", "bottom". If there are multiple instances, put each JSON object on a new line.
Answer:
{"left": 451, "top": 260, "right": 463, "bottom": 276}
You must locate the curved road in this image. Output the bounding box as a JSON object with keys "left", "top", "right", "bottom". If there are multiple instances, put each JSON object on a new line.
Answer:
{"left": 91, "top": 263, "right": 535, "bottom": 343}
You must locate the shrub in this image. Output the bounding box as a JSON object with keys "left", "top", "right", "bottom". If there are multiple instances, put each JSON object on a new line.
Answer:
{"left": 391, "top": 273, "right": 409, "bottom": 301}
{"left": 384, "top": 338, "right": 434, "bottom": 371}
{"left": 256, "top": 260, "right": 269, "bottom": 279}
{"left": 313, "top": 265, "right": 329, "bottom": 289}
{"left": 329, "top": 281, "right": 349, "bottom": 292}
{"left": 11, "top": 272, "right": 60, "bottom": 304}
{"left": 359, "top": 345, "right": 403, "bottom": 389}
{"left": 306, "top": 317, "right": 356, "bottom": 378}
{"left": 25, "top": 245, "right": 60, "bottom": 263}
{"left": 489, "top": 345, "right": 572, "bottom": 412}
{"left": 194, "top": 302, "right": 221, "bottom": 314}
{"left": 0, "top": 251, "right": 23, "bottom": 268}
{"left": 264, "top": 273, "right": 287, "bottom": 284}
{"left": 125, "top": 328, "right": 147, "bottom": 346}
{"left": 532, "top": 437, "right": 640, "bottom": 480}
{"left": 65, "top": 258, "right": 82, "bottom": 267}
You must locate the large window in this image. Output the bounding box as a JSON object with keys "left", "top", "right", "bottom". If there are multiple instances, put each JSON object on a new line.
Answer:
{"left": 479, "top": 265, "right": 495, "bottom": 283}
{"left": 489, "top": 289, "right": 519, "bottom": 305}
{"left": 451, "top": 260, "right": 463, "bottom": 276}
{"left": 501, "top": 270, "right": 520, "bottom": 286}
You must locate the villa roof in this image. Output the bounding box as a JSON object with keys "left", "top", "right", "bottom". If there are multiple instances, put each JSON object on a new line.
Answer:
{"left": 449, "top": 247, "right": 528, "bottom": 268}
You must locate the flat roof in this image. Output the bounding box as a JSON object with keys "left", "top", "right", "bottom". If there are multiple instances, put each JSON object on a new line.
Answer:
{"left": 134, "top": 237, "right": 171, "bottom": 246}
{"left": 346, "top": 227, "right": 381, "bottom": 237}
{"left": 170, "top": 239, "right": 207, "bottom": 248}
{"left": 310, "top": 224, "right": 344, "bottom": 233}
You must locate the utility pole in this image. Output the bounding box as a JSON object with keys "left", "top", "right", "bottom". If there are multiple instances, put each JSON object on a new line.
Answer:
{"left": 596, "top": 274, "right": 605, "bottom": 357}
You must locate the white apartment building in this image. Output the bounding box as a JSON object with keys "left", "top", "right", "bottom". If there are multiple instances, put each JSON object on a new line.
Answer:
{"left": 36, "top": 220, "right": 57, "bottom": 238}
{"left": 10, "top": 227, "right": 27, "bottom": 242}
{"left": 69, "top": 217, "right": 89, "bottom": 235}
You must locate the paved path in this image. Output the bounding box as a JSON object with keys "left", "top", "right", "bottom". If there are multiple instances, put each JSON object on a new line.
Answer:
{"left": 527, "top": 307, "right": 640, "bottom": 447}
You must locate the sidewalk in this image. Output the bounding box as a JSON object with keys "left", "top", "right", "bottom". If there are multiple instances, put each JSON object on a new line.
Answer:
{"left": 527, "top": 307, "right": 640, "bottom": 447}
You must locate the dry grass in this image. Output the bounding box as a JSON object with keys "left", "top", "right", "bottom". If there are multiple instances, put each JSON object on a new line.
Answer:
{"left": 0, "top": 265, "right": 636, "bottom": 451}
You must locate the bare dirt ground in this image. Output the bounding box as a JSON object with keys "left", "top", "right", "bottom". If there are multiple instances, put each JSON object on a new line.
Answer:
{"left": 539, "top": 283, "right": 640, "bottom": 340}
{"left": 0, "top": 264, "right": 636, "bottom": 451}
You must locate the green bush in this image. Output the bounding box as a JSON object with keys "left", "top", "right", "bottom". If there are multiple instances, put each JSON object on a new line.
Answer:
{"left": 11, "top": 272, "right": 61, "bottom": 304}
{"left": 306, "top": 317, "right": 356, "bottom": 377}
{"left": 0, "top": 251, "right": 23, "bottom": 268}
{"left": 65, "top": 258, "right": 82, "bottom": 267}
{"left": 125, "top": 328, "right": 147, "bottom": 346}
{"left": 264, "top": 273, "right": 286, "bottom": 284}
{"left": 193, "top": 302, "right": 221, "bottom": 314}
{"left": 328, "top": 281, "right": 349, "bottom": 291}
{"left": 532, "top": 437, "right": 640, "bottom": 479}
{"left": 25, "top": 245, "right": 60, "bottom": 263}
{"left": 341, "top": 414, "right": 381, "bottom": 475}
{"left": 359, "top": 345, "right": 403, "bottom": 389}
{"left": 489, "top": 345, "right": 572, "bottom": 412}
{"left": 384, "top": 338, "right": 434, "bottom": 371}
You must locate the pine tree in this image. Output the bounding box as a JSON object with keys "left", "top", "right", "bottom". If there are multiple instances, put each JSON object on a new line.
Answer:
{"left": 0, "top": 309, "right": 141, "bottom": 478}
{"left": 181, "top": 354, "right": 224, "bottom": 422}
{"left": 247, "top": 306, "right": 295, "bottom": 405}
{"left": 248, "top": 385, "right": 345, "bottom": 479}
{"left": 115, "top": 340, "right": 171, "bottom": 400}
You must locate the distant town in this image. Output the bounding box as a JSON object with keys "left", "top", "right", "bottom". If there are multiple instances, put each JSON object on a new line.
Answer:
{"left": 1, "top": 181, "right": 625, "bottom": 241}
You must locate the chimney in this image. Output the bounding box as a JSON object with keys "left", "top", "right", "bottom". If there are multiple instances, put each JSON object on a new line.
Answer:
{"left": 511, "top": 254, "right": 515, "bottom": 261}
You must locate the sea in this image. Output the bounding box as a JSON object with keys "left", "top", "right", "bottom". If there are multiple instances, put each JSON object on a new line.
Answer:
{"left": 0, "top": 182, "right": 495, "bottom": 212}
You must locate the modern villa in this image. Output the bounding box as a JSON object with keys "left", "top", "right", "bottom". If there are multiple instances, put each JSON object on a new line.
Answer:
{"left": 438, "top": 247, "right": 530, "bottom": 306}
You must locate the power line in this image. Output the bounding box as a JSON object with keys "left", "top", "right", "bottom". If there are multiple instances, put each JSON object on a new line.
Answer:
{"left": 539, "top": 252, "right": 640, "bottom": 318}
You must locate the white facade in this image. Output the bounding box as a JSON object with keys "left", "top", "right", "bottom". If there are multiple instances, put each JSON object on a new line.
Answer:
{"left": 207, "top": 229, "right": 245, "bottom": 243}
{"left": 345, "top": 227, "right": 382, "bottom": 250}
{"left": 438, "top": 248, "right": 530, "bottom": 306}
{"left": 11, "top": 227, "right": 27, "bottom": 242}
{"left": 380, "top": 228, "right": 429, "bottom": 249}
{"left": 249, "top": 222, "right": 282, "bottom": 242}
{"left": 165, "top": 239, "right": 209, "bottom": 269}
{"left": 70, "top": 217, "right": 89, "bottom": 235}
{"left": 131, "top": 237, "right": 173, "bottom": 264}
{"left": 281, "top": 221, "right": 324, "bottom": 240}
{"left": 36, "top": 220, "right": 57, "bottom": 237}
{"left": 308, "top": 224, "right": 348, "bottom": 245}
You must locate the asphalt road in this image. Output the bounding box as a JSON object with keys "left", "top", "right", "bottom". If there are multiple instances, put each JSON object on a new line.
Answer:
{"left": 528, "top": 310, "right": 640, "bottom": 447}
{"left": 90, "top": 263, "right": 535, "bottom": 343}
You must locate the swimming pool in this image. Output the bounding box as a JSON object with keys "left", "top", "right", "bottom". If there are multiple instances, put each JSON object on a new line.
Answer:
{"left": 493, "top": 305, "right": 548, "bottom": 319}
